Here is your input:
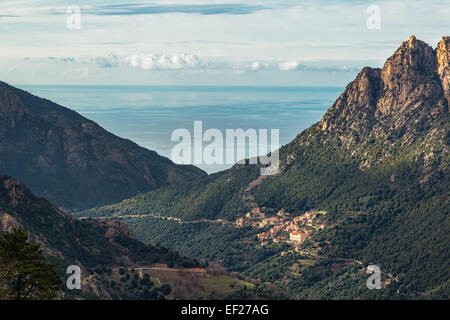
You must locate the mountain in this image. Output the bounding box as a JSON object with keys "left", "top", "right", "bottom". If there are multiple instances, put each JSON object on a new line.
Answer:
{"left": 0, "top": 175, "right": 288, "bottom": 300}
{"left": 0, "top": 82, "right": 205, "bottom": 210}
{"left": 79, "top": 36, "right": 450, "bottom": 299}
{"left": 0, "top": 175, "right": 208, "bottom": 299}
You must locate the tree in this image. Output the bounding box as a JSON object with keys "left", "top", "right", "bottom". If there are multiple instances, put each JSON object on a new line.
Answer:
{"left": 158, "top": 283, "right": 171, "bottom": 296}
{"left": 0, "top": 229, "right": 61, "bottom": 300}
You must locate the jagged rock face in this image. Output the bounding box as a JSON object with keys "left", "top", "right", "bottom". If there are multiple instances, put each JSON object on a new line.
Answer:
{"left": 378, "top": 36, "right": 441, "bottom": 117}
{"left": 320, "top": 36, "right": 449, "bottom": 145}
{"left": 0, "top": 83, "right": 205, "bottom": 210}
{"left": 320, "top": 67, "right": 381, "bottom": 138}
{"left": 437, "top": 36, "right": 450, "bottom": 105}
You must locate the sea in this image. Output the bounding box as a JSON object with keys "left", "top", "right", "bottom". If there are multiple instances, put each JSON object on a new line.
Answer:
{"left": 19, "top": 85, "right": 342, "bottom": 173}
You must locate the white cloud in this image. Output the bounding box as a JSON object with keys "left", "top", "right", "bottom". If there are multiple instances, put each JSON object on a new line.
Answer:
{"left": 278, "top": 61, "right": 302, "bottom": 71}
{"left": 126, "top": 53, "right": 203, "bottom": 70}
{"left": 247, "top": 61, "right": 272, "bottom": 70}
{"left": 42, "top": 53, "right": 361, "bottom": 74}
{"left": 250, "top": 61, "right": 261, "bottom": 70}
{"left": 89, "top": 53, "right": 204, "bottom": 70}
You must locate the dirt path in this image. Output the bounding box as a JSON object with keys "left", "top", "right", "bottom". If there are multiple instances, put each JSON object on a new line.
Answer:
{"left": 113, "top": 266, "right": 207, "bottom": 274}
{"left": 80, "top": 213, "right": 235, "bottom": 227}
{"left": 333, "top": 258, "right": 363, "bottom": 265}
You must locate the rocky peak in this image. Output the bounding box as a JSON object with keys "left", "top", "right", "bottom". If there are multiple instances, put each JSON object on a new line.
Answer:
{"left": 377, "top": 36, "right": 439, "bottom": 117}
{"left": 382, "top": 36, "right": 436, "bottom": 76}
{"left": 319, "top": 36, "right": 448, "bottom": 141}
{"left": 320, "top": 67, "right": 381, "bottom": 136}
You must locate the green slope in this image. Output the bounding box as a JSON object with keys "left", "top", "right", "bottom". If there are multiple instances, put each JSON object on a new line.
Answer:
{"left": 78, "top": 36, "right": 450, "bottom": 299}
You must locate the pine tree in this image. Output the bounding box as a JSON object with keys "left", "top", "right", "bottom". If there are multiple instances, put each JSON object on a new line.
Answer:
{"left": 0, "top": 229, "right": 62, "bottom": 300}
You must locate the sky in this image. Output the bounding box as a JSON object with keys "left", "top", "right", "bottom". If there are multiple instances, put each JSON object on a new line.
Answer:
{"left": 0, "top": 0, "right": 449, "bottom": 86}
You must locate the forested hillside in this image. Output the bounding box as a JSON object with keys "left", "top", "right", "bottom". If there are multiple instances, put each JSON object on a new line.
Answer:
{"left": 79, "top": 36, "right": 450, "bottom": 299}
{"left": 0, "top": 175, "right": 203, "bottom": 299}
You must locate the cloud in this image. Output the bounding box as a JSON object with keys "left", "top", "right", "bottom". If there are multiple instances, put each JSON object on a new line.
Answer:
{"left": 278, "top": 61, "right": 302, "bottom": 71}
{"left": 247, "top": 61, "right": 272, "bottom": 70}
{"left": 124, "top": 53, "right": 203, "bottom": 70}
{"left": 43, "top": 53, "right": 361, "bottom": 74}
{"left": 95, "top": 53, "right": 120, "bottom": 68}
{"left": 86, "top": 52, "right": 204, "bottom": 70}
{"left": 278, "top": 61, "right": 360, "bottom": 72}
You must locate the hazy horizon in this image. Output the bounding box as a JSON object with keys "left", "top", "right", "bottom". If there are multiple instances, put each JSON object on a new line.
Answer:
{"left": 1, "top": 0, "right": 448, "bottom": 87}
{"left": 19, "top": 84, "right": 342, "bottom": 173}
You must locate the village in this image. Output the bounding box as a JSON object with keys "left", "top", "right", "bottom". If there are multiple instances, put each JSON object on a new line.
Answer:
{"left": 235, "top": 207, "right": 327, "bottom": 249}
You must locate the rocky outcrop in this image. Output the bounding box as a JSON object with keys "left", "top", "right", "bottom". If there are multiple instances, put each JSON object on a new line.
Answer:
{"left": 0, "top": 212, "right": 22, "bottom": 232}
{"left": 377, "top": 36, "right": 440, "bottom": 117}
{"left": 0, "top": 82, "right": 206, "bottom": 210}
{"left": 99, "top": 219, "right": 134, "bottom": 241}
{"left": 436, "top": 36, "right": 450, "bottom": 105}
{"left": 320, "top": 67, "right": 381, "bottom": 138}
{"left": 319, "top": 36, "right": 449, "bottom": 146}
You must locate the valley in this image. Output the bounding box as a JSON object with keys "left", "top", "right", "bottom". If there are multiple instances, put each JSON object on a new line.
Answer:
{"left": 79, "top": 36, "right": 450, "bottom": 300}
{"left": 1, "top": 35, "right": 449, "bottom": 300}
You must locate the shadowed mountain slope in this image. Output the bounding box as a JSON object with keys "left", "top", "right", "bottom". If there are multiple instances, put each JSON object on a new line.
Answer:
{"left": 0, "top": 82, "right": 205, "bottom": 210}
{"left": 0, "top": 175, "right": 202, "bottom": 299}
